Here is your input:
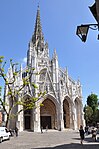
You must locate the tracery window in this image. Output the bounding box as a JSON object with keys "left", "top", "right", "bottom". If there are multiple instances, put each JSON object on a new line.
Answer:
{"left": 39, "top": 69, "right": 47, "bottom": 81}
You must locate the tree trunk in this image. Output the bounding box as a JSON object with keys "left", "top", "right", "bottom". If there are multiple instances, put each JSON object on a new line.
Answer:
{"left": 5, "top": 114, "right": 9, "bottom": 128}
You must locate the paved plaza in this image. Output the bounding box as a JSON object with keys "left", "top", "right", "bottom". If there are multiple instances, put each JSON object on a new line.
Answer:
{"left": 0, "top": 130, "right": 99, "bottom": 149}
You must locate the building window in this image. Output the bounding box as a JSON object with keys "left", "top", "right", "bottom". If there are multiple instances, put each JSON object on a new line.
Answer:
{"left": 22, "top": 72, "right": 27, "bottom": 78}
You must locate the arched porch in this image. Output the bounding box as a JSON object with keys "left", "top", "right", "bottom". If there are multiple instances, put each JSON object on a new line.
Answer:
{"left": 63, "top": 96, "right": 73, "bottom": 129}
{"left": 40, "top": 98, "right": 57, "bottom": 129}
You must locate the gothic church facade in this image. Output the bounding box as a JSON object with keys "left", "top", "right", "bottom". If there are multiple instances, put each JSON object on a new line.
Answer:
{"left": 5, "top": 7, "right": 84, "bottom": 132}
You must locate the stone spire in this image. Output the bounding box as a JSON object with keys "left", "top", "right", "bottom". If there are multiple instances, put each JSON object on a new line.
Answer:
{"left": 32, "top": 5, "right": 44, "bottom": 50}
{"left": 53, "top": 48, "right": 58, "bottom": 59}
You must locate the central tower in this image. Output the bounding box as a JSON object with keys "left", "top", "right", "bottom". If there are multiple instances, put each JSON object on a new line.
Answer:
{"left": 27, "top": 6, "right": 49, "bottom": 71}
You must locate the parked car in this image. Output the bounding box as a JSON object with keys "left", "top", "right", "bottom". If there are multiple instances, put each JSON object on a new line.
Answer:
{"left": 0, "top": 127, "right": 11, "bottom": 143}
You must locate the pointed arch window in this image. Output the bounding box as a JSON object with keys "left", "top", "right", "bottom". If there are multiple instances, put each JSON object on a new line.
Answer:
{"left": 39, "top": 69, "right": 47, "bottom": 82}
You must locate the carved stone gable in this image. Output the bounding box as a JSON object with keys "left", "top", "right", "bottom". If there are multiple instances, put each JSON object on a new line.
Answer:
{"left": 39, "top": 69, "right": 56, "bottom": 97}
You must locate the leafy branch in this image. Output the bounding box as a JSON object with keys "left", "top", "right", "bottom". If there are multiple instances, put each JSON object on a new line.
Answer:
{"left": 0, "top": 56, "right": 46, "bottom": 127}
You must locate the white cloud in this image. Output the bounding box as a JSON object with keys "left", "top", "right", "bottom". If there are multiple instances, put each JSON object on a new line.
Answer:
{"left": 23, "top": 57, "right": 27, "bottom": 63}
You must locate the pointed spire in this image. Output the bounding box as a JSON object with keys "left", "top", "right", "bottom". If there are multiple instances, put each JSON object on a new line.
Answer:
{"left": 32, "top": 5, "right": 44, "bottom": 49}
{"left": 20, "top": 64, "right": 22, "bottom": 79}
{"left": 20, "top": 64, "right": 22, "bottom": 72}
{"left": 66, "top": 67, "right": 68, "bottom": 75}
{"left": 77, "top": 77, "right": 81, "bottom": 85}
{"left": 65, "top": 67, "right": 69, "bottom": 84}
{"left": 53, "top": 48, "right": 58, "bottom": 59}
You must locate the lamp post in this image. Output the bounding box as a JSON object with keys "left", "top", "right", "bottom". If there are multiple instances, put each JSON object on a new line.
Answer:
{"left": 76, "top": 0, "right": 99, "bottom": 42}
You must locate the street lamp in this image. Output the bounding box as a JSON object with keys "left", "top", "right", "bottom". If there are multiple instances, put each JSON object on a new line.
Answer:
{"left": 76, "top": 25, "right": 89, "bottom": 42}
{"left": 76, "top": 1, "right": 99, "bottom": 42}
{"left": 76, "top": 24, "right": 99, "bottom": 42}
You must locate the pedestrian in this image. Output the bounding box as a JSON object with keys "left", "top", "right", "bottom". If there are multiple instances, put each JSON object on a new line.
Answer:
{"left": 15, "top": 126, "right": 18, "bottom": 137}
{"left": 41, "top": 126, "right": 43, "bottom": 134}
{"left": 9, "top": 129, "right": 14, "bottom": 136}
{"left": 92, "top": 127, "right": 97, "bottom": 141}
{"left": 79, "top": 125, "right": 84, "bottom": 144}
{"left": 46, "top": 125, "right": 48, "bottom": 132}
{"left": 85, "top": 126, "right": 88, "bottom": 135}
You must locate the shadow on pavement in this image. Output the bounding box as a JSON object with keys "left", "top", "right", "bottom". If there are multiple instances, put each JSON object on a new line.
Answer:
{"left": 31, "top": 143, "right": 99, "bottom": 149}
{"left": 72, "top": 135, "right": 99, "bottom": 143}
{"left": 85, "top": 136, "right": 99, "bottom": 143}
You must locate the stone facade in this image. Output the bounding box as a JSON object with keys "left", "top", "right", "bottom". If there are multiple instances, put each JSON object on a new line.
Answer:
{"left": 4, "top": 6, "right": 84, "bottom": 132}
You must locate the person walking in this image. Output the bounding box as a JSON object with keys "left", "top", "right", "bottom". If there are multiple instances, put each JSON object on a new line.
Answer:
{"left": 79, "top": 125, "right": 85, "bottom": 144}
{"left": 85, "top": 126, "right": 89, "bottom": 135}
{"left": 41, "top": 126, "right": 43, "bottom": 134}
{"left": 46, "top": 125, "right": 48, "bottom": 132}
{"left": 15, "top": 126, "right": 18, "bottom": 137}
{"left": 92, "top": 127, "right": 97, "bottom": 141}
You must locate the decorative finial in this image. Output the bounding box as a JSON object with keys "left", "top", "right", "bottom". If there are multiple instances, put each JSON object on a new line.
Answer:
{"left": 53, "top": 48, "right": 58, "bottom": 59}
{"left": 37, "top": 1, "right": 40, "bottom": 9}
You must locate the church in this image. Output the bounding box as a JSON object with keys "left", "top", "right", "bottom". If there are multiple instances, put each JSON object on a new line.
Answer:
{"left": 5, "top": 6, "right": 84, "bottom": 132}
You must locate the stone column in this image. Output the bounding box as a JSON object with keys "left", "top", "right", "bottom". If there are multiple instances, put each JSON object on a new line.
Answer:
{"left": 34, "top": 103, "right": 41, "bottom": 132}
{"left": 17, "top": 104, "right": 24, "bottom": 131}
{"left": 60, "top": 100, "right": 64, "bottom": 131}
{"left": 69, "top": 104, "right": 74, "bottom": 129}
{"left": 72, "top": 103, "right": 77, "bottom": 130}
{"left": 80, "top": 103, "right": 85, "bottom": 127}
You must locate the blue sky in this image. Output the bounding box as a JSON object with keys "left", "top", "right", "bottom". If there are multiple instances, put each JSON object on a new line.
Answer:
{"left": 0, "top": 0, "right": 98, "bottom": 105}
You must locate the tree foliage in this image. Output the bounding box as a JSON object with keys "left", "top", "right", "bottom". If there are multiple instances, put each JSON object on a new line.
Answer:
{"left": 84, "top": 105, "right": 93, "bottom": 125}
{"left": 84, "top": 93, "right": 99, "bottom": 126}
{"left": 0, "top": 56, "right": 46, "bottom": 127}
{"left": 87, "top": 93, "right": 98, "bottom": 113}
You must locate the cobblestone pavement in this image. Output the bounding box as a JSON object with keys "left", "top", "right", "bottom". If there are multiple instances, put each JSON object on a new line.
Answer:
{"left": 0, "top": 130, "right": 99, "bottom": 149}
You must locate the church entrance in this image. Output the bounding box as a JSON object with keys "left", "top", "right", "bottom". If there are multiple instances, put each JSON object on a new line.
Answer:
{"left": 40, "top": 116, "right": 51, "bottom": 129}
{"left": 40, "top": 98, "right": 57, "bottom": 129}
{"left": 63, "top": 99, "right": 70, "bottom": 128}
{"left": 24, "top": 109, "right": 31, "bottom": 130}
{"left": 24, "top": 116, "right": 31, "bottom": 129}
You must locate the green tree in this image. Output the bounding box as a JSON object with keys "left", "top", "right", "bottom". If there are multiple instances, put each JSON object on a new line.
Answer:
{"left": 84, "top": 104, "right": 93, "bottom": 125}
{"left": 84, "top": 93, "right": 99, "bottom": 125}
{"left": 94, "top": 109, "right": 99, "bottom": 123}
{"left": 0, "top": 56, "right": 45, "bottom": 127}
{"left": 87, "top": 93, "right": 98, "bottom": 113}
